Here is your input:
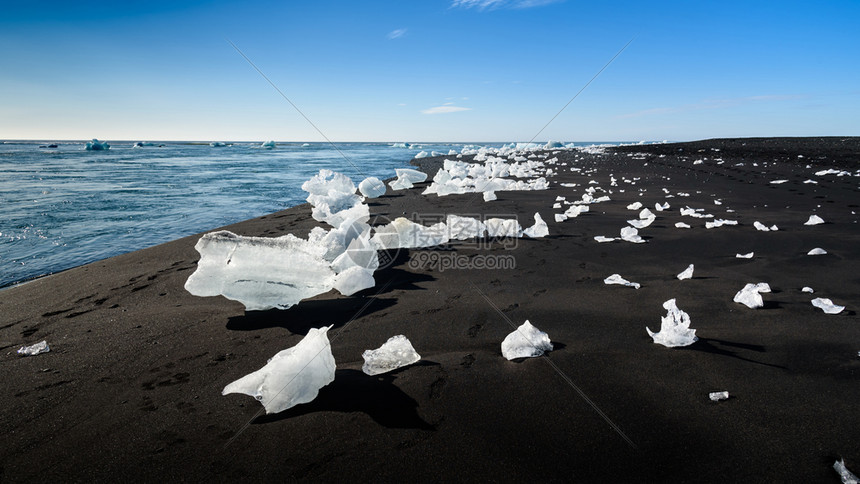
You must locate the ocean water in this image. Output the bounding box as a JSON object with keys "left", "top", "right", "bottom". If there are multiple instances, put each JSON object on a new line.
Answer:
{"left": 0, "top": 140, "right": 484, "bottom": 288}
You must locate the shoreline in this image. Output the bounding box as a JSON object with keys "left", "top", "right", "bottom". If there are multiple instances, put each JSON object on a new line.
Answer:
{"left": 2, "top": 137, "right": 859, "bottom": 481}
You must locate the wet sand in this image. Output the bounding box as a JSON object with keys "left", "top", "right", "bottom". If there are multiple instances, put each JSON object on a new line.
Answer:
{"left": 1, "top": 137, "right": 859, "bottom": 482}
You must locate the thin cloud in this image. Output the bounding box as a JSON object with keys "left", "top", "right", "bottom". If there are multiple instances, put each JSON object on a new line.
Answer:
{"left": 422, "top": 105, "right": 472, "bottom": 114}
{"left": 451, "top": 0, "right": 562, "bottom": 10}
{"left": 387, "top": 28, "right": 407, "bottom": 40}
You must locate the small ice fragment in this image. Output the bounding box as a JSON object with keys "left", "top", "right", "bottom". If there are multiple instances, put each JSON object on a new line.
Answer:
{"left": 222, "top": 326, "right": 336, "bottom": 414}
{"left": 485, "top": 218, "right": 523, "bottom": 238}
{"left": 675, "top": 222, "right": 691, "bottom": 229}
{"left": 523, "top": 212, "right": 549, "bottom": 238}
{"left": 389, "top": 168, "right": 428, "bottom": 190}
{"left": 736, "top": 252, "right": 754, "bottom": 259}
{"left": 804, "top": 215, "right": 825, "bottom": 225}
{"left": 807, "top": 247, "right": 827, "bottom": 255}
{"left": 604, "top": 274, "right": 640, "bottom": 289}
{"left": 447, "top": 214, "right": 486, "bottom": 240}
{"left": 626, "top": 202, "right": 643, "bottom": 210}
{"left": 709, "top": 391, "right": 729, "bottom": 401}
{"left": 733, "top": 282, "right": 771, "bottom": 309}
{"left": 705, "top": 219, "right": 737, "bottom": 229}
{"left": 501, "top": 320, "right": 553, "bottom": 360}
{"left": 753, "top": 221, "right": 771, "bottom": 232}
{"left": 646, "top": 299, "right": 698, "bottom": 348}
{"left": 620, "top": 226, "right": 646, "bottom": 243}
{"left": 769, "top": 224, "right": 779, "bottom": 231}
{"left": 594, "top": 235, "right": 618, "bottom": 243}
{"left": 361, "top": 335, "right": 421, "bottom": 375}
{"left": 554, "top": 214, "right": 567, "bottom": 223}
{"left": 770, "top": 179, "right": 789, "bottom": 184}
{"left": 483, "top": 191, "right": 497, "bottom": 202}
{"left": 358, "top": 177, "right": 386, "bottom": 198}
{"left": 332, "top": 266, "right": 375, "bottom": 296}
{"left": 811, "top": 297, "right": 845, "bottom": 314}
{"left": 17, "top": 340, "right": 50, "bottom": 356}
{"left": 677, "top": 264, "right": 694, "bottom": 280}
{"left": 564, "top": 205, "right": 589, "bottom": 218}
{"left": 802, "top": 286, "right": 814, "bottom": 293}
{"left": 834, "top": 459, "right": 859, "bottom": 484}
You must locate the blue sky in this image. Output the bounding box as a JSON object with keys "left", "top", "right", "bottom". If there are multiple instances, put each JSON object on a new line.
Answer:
{"left": 2, "top": 0, "right": 858, "bottom": 142}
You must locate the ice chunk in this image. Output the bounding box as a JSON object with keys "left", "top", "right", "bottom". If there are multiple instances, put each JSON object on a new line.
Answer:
{"left": 802, "top": 286, "right": 814, "bottom": 293}
{"left": 753, "top": 221, "right": 771, "bottom": 231}
{"left": 501, "top": 320, "right": 553, "bottom": 360}
{"left": 17, "top": 340, "right": 50, "bottom": 356}
{"left": 184, "top": 231, "right": 336, "bottom": 311}
{"left": 523, "top": 212, "right": 549, "bottom": 238}
{"left": 332, "top": 266, "right": 375, "bottom": 296}
{"left": 834, "top": 459, "right": 859, "bottom": 484}
{"left": 627, "top": 202, "right": 643, "bottom": 210}
{"left": 628, "top": 209, "right": 656, "bottom": 229}
{"left": 483, "top": 191, "right": 497, "bottom": 201}
{"left": 554, "top": 214, "right": 567, "bottom": 223}
{"left": 361, "top": 335, "right": 421, "bottom": 375}
{"left": 770, "top": 179, "right": 789, "bottom": 184}
{"left": 371, "top": 217, "right": 449, "bottom": 249}
{"left": 85, "top": 139, "right": 110, "bottom": 150}
{"left": 647, "top": 299, "right": 698, "bottom": 347}
{"left": 677, "top": 264, "right": 694, "bottom": 280}
{"left": 804, "top": 215, "right": 825, "bottom": 225}
{"left": 389, "top": 168, "right": 428, "bottom": 190}
{"left": 620, "top": 226, "right": 645, "bottom": 243}
{"left": 807, "top": 247, "right": 827, "bottom": 255}
{"left": 223, "top": 326, "right": 336, "bottom": 414}
{"left": 675, "top": 222, "right": 691, "bottom": 229}
{"left": 358, "top": 177, "right": 386, "bottom": 198}
{"left": 564, "top": 205, "right": 589, "bottom": 218}
{"left": 733, "top": 282, "right": 771, "bottom": 309}
{"left": 705, "top": 219, "right": 737, "bottom": 229}
{"left": 604, "top": 274, "right": 640, "bottom": 289}
{"left": 811, "top": 297, "right": 845, "bottom": 314}
{"left": 261, "top": 140, "right": 275, "bottom": 149}
{"left": 594, "top": 235, "right": 618, "bottom": 243}
{"left": 709, "top": 391, "right": 729, "bottom": 402}
{"left": 446, "top": 215, "right": 486, "bottom": 240}
{"left": 486, "top": 218, "right": 523, "bottom": 238}
{"left": 736, "top": 252, "right": 754, "bottom": 259}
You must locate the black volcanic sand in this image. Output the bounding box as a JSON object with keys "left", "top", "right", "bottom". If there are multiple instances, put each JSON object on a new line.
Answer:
{"left": 2, "top": 137, "right": 859, "bottom": 482}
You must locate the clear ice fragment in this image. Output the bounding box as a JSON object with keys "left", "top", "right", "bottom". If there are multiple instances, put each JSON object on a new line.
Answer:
{"left": 709, "top": 391, "right": 729, "bottom": 401}
{"left": 834, "top": 459, "right": 860, "bottom": 484}
{"left": 17, "top": 340, "right": 50, "bottom": 356}
{"left": 647, "top": 299, "right": 698, "bottom": 347}
{"left": 620, "top": 226, "right": 645, "bottom": 243}
{"left": 811, "top": 297, "right": 845, "bottom": 314}
{"left": 804, "top": 215, "right": 825, "bottom": 225}
{"left": 358, "top": 177, "right": 386, "bottom": 198}
{"left": 486, "top": 218, "right": 523, "bottom": 238}
{"left": 736, "top": 252, "right": 754, "bottom": 259}
{"left": 802, "top": 286, "right": 814, "bottom": 293}
{"left": 501, "top": 320, "right": 553, "bottom": 360}
{"left": 523, "top": 212, "right": 549, "bottom": 238}
{"left": 807, "top": 247, "right": 827, "bottom": 255}
{"left": 361, "top": 335, "right": 421, "bottom": 375}
{"left": 604, "top": 274, "right": 640, "bottom": 289}
{"left": 733, "top": 282, "right": 771, "bottom": 309}
{"left": 677, "top": 264, "right": 694, "bottom": 280}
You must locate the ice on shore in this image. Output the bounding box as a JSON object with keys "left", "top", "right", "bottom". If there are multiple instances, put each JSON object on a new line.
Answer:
{"left": 627, "top": 202, "right": 643, "bottom": 210}
{"left": 486, "top": 218, "right": 523, "bottom": 238}
{"left": 447, "top": 214, "right": 486, "bottom": 240}
{"left": 802, "top": 286, "right": 814, "bottom": 293}
{"left": 361, "top": 335, "right": 421, "bottom": 375}
{"left": 223, "top": 326, "right": 336, "bottom": 414}
{"left": 371, "top": 217, "right": 449, "bottom": 249}
{"left": 564, "top": 205, "right": 589, "bottom": 218}
{"left": 770, "top": 179, "right": 789, "bottom": 184}
{"left": 483, "top": 191, "right": 497, "bottom": 201}
{"left": 804, "top": 214, "right": 825, "bottom": 225}
{"left": 17, "top": 340, "right": 50, "bottom": 356}
{"left": 675, "top": 222, "right": 691, "bottom": 229}
{"left": 358, "top": 177, "right": 386, "bottom": 198}
{"left": 184, "top": 231, "right": 336, "bottom": 311}
{"left": 705, "top": 219, "right": 737, "bottom": 229}
{"left": 604, "top": 274, "right": 640, "bottom": 289}
{"left": 709, "top": 391, "right": 729, "bottom": 401}
{"left": 834, "top": 459, "right": 859, "bottom": 484}
{"left": 811, "top": 297, "right": 845, "bottom": 314}
{"left": 620, "top": 226, "right": 645, "bottom": 243}
{"left": 302, "top": 169, "right": 366, "bottom": 227}
{"left": 333, "top": 266, "right": 375, "bottom": 296}
{"left": 523, "top": 212, "right": 549, "bottom": 238}
{"left": 807, "top": 247, "right": 827, "bottom": 255}
{"left": 677, "top": 264, "right": 694, "bottom": 280}
{"left": 594, "top": 235, "right": 619, "bottom": 243}
{"left": 389, "top": 168, "right": 428, "bottom": 190}
{"left": 261, "top": 140, "right": 275, "bottom": 149}
{"left": 85, "top": 139, "right": 110, "bottom": 150}
{"left": 733, "top": 282, "right": 772, "bottom": 309}
{"left": 736, "top": 252, "right": 754, "bottom": 259}
{"left": 501, "top": 320, "right": 553, "bottom": 360}
{"left": 628, "top": 208, "right": 656, "bottom": 229}
{"left": 647, "top": 299, "right": 698, "bottom": 348}
{"left": 753, "top": 221, "right": 779, "bottom": 232}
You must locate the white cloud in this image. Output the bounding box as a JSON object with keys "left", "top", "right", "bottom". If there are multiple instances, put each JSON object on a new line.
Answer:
{"left": 422, "top": 105, "right": 472, "bottom": 114}
{"left": 451, "top": 0, "right": 562, "bottom": 10}
{"left": 387, "top": 28, "right": 407, "bottom": 40}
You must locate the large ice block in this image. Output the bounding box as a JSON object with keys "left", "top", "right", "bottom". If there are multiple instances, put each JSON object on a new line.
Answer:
{"left": 501, "top": 320, "right": 553, "bottom": 360}
{"left": 361, "top": 335, "right": 421, "bottom": 375}
{"left": 647, "top": 299, "right": 698, "bottom": 347}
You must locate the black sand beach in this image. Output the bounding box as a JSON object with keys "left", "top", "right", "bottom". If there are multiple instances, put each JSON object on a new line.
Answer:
{"left": 1, "top": 137, "right": 859, "bottom": 482}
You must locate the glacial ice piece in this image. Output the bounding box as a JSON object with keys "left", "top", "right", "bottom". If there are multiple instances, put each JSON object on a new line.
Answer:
{"left": 811, "top": 297, "right": 845, "bottom": 314}
{"left": 604, "top": 274, "right": 640, "bottom": 289}
{"left": 85, "top": 139, "right": 110, "bottom": 150}
{"left": 736, "top": 252, "right": 754, "bottom": 259}
{"left": 523, "top": 212, "right": 549, "bottom": 238}
{"left": 627, "top": 202, "right": 643, "bottom": 210}
{"left": 770, "top": 179, "right": 789, "bottom": 184}
{"left": 302, "top": 169, "right": 367, "bottom": 227}
{"left": 485, "top": 218, "right": 523, "bottom": 238}
{"left": 184, "top": 231, "right": 336, "bottom": 311}
{"left": 361, "top": 335, "right": 421, "bottom": 375}
{"left": 358, "top": 177, "right": 386, "bottom": 198}
{"left": 483, "top": 191, "right": 497, "bottom": 201}
{"left": 675, "top": 222, "right": 691, "bottom": 229}
{"left": 261, "top": 140, "right": 275, "bottom": 149}
{"left": 709, "top": 391, "right": 729, "bottom": 401}
{"left": 804, "top": 215, "right": 825, "bottom": 226}
{"left": 802, "top": 286, "right": 814, "bottom": 293}
{"left": 223, "top": 326, "right": 336, "bottom": 414}
{"left": 333, "top": 266, "right": 375, "bottom": 296}
{"left": 753, "top": 221, "right": 770, "bottom": 231}
{"left": 554, "top": 214, "right": 567, "bottom": 223}
{"left": 807, "top": 247, "right": 827, "bottom": 255}
{"left": 17, "top": 340, "right": 50, "bottom": 356}
{"left": 501, "top": 320, "right": 553, "bottom": 360}
{"left": 594, "top": 235, "right": 619, "bottom": 243}
{"left": 677, "top": 264, "right": 694, "bottom": 280}
{"left": 733, "top": 282, "right": 772, "bottom": 309}
{"left": 705, "top": 219, "right": 737, "bottom": 229}
{"left": 371, "top": 217, "right": 449, "bottom": 249}
{"left": 446, "top": 215, "right": 486, "bottom": 240}
{"left": 647, "top": 299, "right": 698, "bottom": 348}
{"left": 628, "top": 208, "right": 656, "bottom": 229}
{"left": 620, "top": 226, "right": 645, "bottom": 243}
{"left": 834, "top": 459, "right": 859, "bottom": 484}
{"left": 210, "top": 141, "right": 228, "bottom": 147}
{"left": 388, "top": 168, "right": 428, "bottom": 190}
{"left": 564, "top": 205, "right": 589, "bottom": 218}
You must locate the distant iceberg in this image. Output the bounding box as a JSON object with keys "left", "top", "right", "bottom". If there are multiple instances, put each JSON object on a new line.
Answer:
{"left": 261, "top": 140, "right": 276, "bottom": 149}
{"left": 209, "top": 141, "right": 228, "bottom": 147}
{"left": 85, "top": 139, "right": 110, "bottom": 150}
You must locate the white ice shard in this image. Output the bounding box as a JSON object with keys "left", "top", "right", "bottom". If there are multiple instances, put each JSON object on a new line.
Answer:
{"left": 628, "top": 208, "right": 656, "bottom": 229}
{"left": 302, "top": 169, "right": 366, "bottom": 227}
{"left": 85, "top": 139, "right": 110, "bottom": 150}
{"left": 736, "top": 252, "right": 754, "bottom": 259}
{"left": 709, "top": 391, "right": 729, "bottom": 402}
{"left": 675, "top": 222, "right": 691, "bottom": 229}
{"left": 733, "top": 282, "right": 772, "bottom": 309}
{"left": 184, "top": 231, "right": 336, "bottom": 311}
{"left": 677, "top": 264, "right": 694, "bottom": 280}
{"left": 371, "top": 217, "right": 449, "bottom": 249}
{"left": 501, "top": 320, "right": 553, "bottom": 360}
{"left": 594, "top": 235, "right": 619, "bottom": 243}
{"left": 620, "top": 226, "right": 645, "bottom": 243}
{"left": 770, "top": 179, "right": 789, "bottom": 184}
{"left": 486, "top": 218, "right": 523, "bottom": 238}
{"left": 705, "top": 219, "right": 737, "bottom": 229}
{"left": 604, "top": 274, "right": 640, "bottom": 289}
{"left": 523, "top": 212, "right": 549, "bottom": 238}
{"left": 647, "top": 299, "right": 698, "bottom": 348}
{"left": 261, "top": 140, "right": 275, "bottom": 149}
{"left": 223, "top": 326, "right": 336, "bottom": 414}
{"left": 804, "top": 214, "right": 825, "bottom": 226}
{"left": 361, "top": 335, "right": 421, "bottom": 375}
{"left": 446, "top": 215, "right": 486, "bottom": 240}
{"left": 753, "top": 221, "right": 771, "bottom": 232}
{"left": 483, "top": 191, "right": 497, "bottom": 201}
{"left": 358, "top": 177, "right": 386, "bottom": 198}
{"left": 388, "top": 168, "right": 428, "bottom": 190}
{"left": 802, "top": 286, "right": 814, "bottom": 293}
{"left": 564, "top": 205, "right": 589, "bottom": 218}
{"left": 807, "top": 247, "right": 827, "bottom": 255}
{"left": 834, "top": 459, "right": 859, "bottom": 484}
{"left": 17, "top": 340, "right": 50, "bottom": 356}
{"left": 811, "top": 297, "right": 845, "bottom": 314}
{"left": 627, "top": 202, "right": 643, "bottom": 210}
{"left": 332, "top": 266, "right": 375, "bottom": 296}
{"left": 554, "top": 214, "right": 567, "bottom": 223}
{"left": 656, "top": 202, "right": 671, "bottom": 211}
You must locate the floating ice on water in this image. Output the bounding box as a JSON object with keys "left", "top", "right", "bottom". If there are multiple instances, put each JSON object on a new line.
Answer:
{"left": 371, "top": 217, "right": 449, "bottom": 249}
{"left": 802, "top": 286, "right": 814, "bottom": 293}
{"left": 261, "top": 140, "right": 275, "bottom": 149}
{"left": 358, "top": 177, "right": 386, "bottom": 198}
{"left": 647, "top": 299, "right": 698, "bottom": 347}
{"left": 834, "top": 459, "right": 859, "bottom": 484}
{"left": 447, "top": 215, "right": 486, "bottom": 240}
{"left": 17, "top": 340, "right": 50, "bottom": 356}
{"left": 389, "top": 168, "right": 428, "bottom": 190}
{"left": 210, "top": 141, "right": 228, "bottom": 147}
{"left": 709, "top": 391, "right": 729, "bottom": 401}
{"left": 811, "top": 297, "right": 845, "bottom": 314}
{"left": 675, "top": 222, "right": 691, "bottom": 229}
{"left": 501, "top": 320, "right": 553, "bottom": 360}
{"left": 604, "top": 274, "right": 640, "bottom": 289}
{"left": 807, "top": 247, "right": 827, "bottom": 255}
{"left": 185, "top": 231, "right": 336, "bottom": 311}
{"left": 523, "top": 212, "right": 549, "bottom": 238}
{"left": 677, "top": 264, "right": 694, "bottom": 280}
{"left": 705, "top": 219, "right": 737, "bottom": 229}
{"left": 594, "top": 235, "right": 618, "bottom": 243}
{"left": 620, "top": 226, "right": 645, "bottom": 243}
{"left": 85, "top": 139, "right": 110, "bottom": 150}
{"left": 804, "top": 214, "right": 825, "bottom": 225}
{"left": 361, "top": 335, "right": 421, "bottom": 375}
{"left": 486, "top": 218, "right": 523, "bottom": 238}
{"left": 223, "top": 326, "right": 336, "bottom": 414}
{"left": 736, "top": 252, "right": 754, "bottom": 258}
{"left": 733, "top": 282, "right": 771, "bottom": 309}
{"left": 627, "top": 202, "right": 643, "bottom": 210}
